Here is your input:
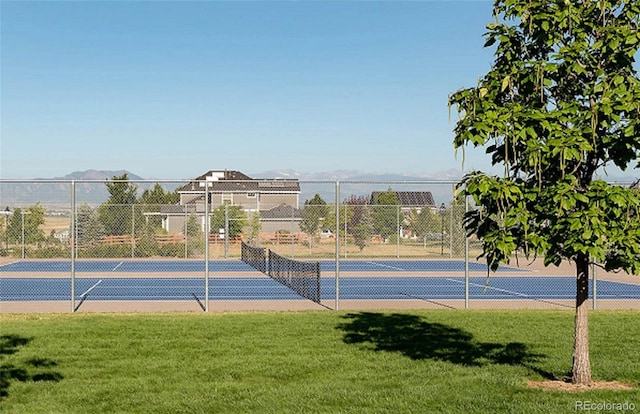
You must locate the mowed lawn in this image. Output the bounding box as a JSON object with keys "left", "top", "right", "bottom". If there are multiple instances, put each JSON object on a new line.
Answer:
{"left": 1, "top": 310, "right": 639, "bottom": 413}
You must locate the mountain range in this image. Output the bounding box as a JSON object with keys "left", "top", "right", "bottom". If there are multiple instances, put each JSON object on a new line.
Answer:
{"left": 1, "top": 168, "right": 637, "bottom": 210}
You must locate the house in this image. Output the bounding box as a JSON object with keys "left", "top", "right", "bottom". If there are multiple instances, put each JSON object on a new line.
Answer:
{"left": 53, "top": 229, "right": 70, "bottom": 243}
{"left": 159, "top": 170, "right": 302, "bottom": 234}
{"left": 369, "top": 190, "right": 437, "bottom": 239}
{"left": 369, "top": 191, "right": 436, "bottom": 212}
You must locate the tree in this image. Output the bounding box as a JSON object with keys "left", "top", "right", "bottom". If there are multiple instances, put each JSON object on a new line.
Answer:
{"left": 98, "top": 174, "right": 138, "bottom": 236}
{"left": 449, "top": 0, "right": 640, "bottom": 385}
{"left": 185, "top": 213, "right": 204, "bottom": 257}
{"left": 371, "top": 190, "right": 401, "bottom": 242}
{"left": 210, "top": 205, "right": 247, "bottom": 239}
{"left": 344, "top": 195, "right": 373, "bottom": 251}
{"left": 7, "top": 205, "right": 46, "bottom": 246}
{"left": 137, "top": 183, "right": 180, "bottom": 234}
{"left": 138, "top": 183, "right": 180, "bottom": 205}
{"left": 6, "top": 209, "right": 22, "bottom": 244}
{"left": 76, "top": 204, "right": 105, "bottom": 246}
{"left": 186, "top": 213, "right": 202, "bottom": 237}
{"left": 247, "top": 212, "right": 262, "bottom": 244}
{"left": 300, "top": 194, "right": 328, "bottom": 247}
{"left": 408, "top": 207, "right": 439, "bottom": 247}
{"left": 0, "top": 214, "right": 7, "bottom": 253}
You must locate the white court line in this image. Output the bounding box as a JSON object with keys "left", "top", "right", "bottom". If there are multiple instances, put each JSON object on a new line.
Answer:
{"left": 365, "top": 261, "right": 406, "bottom": 271}
{"left": 596, "top": 279, "right": 640, "bottom": 288}
{"left": 112, "top": 261, "right": 124, "bottom": 271}
{"left": 445, "top": 277, "right": 573, "bottom": 307}
{"left": 446, "top": 277, "right": 540, "bottom": 299}
{"left": 80, "top": 279, "right": 102, "bottom": 297}
{"left": 0, "top": 261, "right": 19, "bottom": 269}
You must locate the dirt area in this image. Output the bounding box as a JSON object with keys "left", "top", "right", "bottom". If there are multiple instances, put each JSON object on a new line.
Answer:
{"left": 527, "top": 379, "right": 636, "bottom": 392}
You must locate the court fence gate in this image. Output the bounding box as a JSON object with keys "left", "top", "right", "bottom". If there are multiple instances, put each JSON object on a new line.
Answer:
{"left": 1, "top": 179, "right": 638, "bottom": 312}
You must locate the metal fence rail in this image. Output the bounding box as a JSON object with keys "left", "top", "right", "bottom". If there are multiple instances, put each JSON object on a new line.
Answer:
{"left": 1, "top": 179, "right": 638, "bottom": 312}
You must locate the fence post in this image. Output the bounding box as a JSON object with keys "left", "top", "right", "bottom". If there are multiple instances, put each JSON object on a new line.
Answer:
{"left": 335, "top": 180, "right": 340, "bottom": 311}
{"left": 204, "top": 183, "right": 210, "bottom": 312}
{"left": 224, "top": 203, "right": 229, "bottom": 259}
{"left": 450, "top": 183, "right": 455, "bottom": 259}
{"left": 184, "top": 206, "right": 188, "bottom": 259}
{"left": 131, "top": 204, "right": 135, "bottom": 258}
{"left": 396, "top": 204, "right": 400, "bottom": 259}
{"left": 70, "top": 181, "right": 76, "bottom": 313}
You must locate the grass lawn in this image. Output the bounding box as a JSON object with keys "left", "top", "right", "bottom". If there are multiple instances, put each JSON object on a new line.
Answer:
{"left": 1, "top": 310, "right": 638, "bottom": 413}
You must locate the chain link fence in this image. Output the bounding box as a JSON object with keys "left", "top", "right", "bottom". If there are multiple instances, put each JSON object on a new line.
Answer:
{"left": 1, "top": 179, "right": 638, "bottom": 312}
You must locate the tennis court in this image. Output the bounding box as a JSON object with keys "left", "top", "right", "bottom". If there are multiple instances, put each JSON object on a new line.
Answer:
{"left": 3, "top": 275, "right": 640, "bottom": 301}
{"left": 2, "top": 259, "right": 640, "bottom": 312}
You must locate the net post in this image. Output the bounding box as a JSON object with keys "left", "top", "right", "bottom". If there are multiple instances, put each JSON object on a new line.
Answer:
{"left": 70, "top": 180, "right": 76, "bottom": 313}
{"left": 334, "top": 180, "right": 340, "bottom": 310}
{"left": 316, "top": 261, "right": 321, "bottom": 306}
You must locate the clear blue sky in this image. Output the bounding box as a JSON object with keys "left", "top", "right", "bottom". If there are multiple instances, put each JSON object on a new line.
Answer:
{"left": 1, "top": 0, "right": 499, "bottom": 179}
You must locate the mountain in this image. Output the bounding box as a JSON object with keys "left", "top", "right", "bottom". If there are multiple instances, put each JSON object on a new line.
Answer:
{"left": 1, "top": 170, "right": 146, "bottom": 208}
{"left": 252, "top": 169, "right": 465, "bottom": 181}
{"left": 43, "top": 169, "right": 145, "bottom": 181}
{"left": 1, "top": 168, "right": 463, "bottom": 209}
{"left": 2, "top": 168, "right": 637, "bottom": 210}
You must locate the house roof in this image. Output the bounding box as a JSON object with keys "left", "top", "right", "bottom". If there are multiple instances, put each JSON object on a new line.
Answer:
{"left": 260, "top": 203, "right": 302, "bottom": 219}
{"left": 159, "top": 204, "right": 199, "bottom": 214}
{"left": 370, "top": 191, "right": 435, "bottom": 207}
{"left": 178, "top": 170, "right": 300, "bottom": 193}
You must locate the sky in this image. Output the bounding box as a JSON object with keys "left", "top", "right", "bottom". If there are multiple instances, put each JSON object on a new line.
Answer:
{"left": 1, "top": 0, "right": 502, "bottom": 179}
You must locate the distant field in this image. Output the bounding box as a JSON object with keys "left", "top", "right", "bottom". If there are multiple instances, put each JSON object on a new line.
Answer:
{"left": 42, "top": 216, "right": 70, "bottom": 234}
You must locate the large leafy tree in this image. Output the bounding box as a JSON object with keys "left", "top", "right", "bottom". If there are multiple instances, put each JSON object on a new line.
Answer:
{"left": 76, "top": 203, "right": 105, "bottom": 246}
{"left": 300, "top": 194, "right": 328, "bottom": 247}
{"left": 138, "top": 183, "right": 180, "bottom": 205}
{"left": 449, "top": 0, "right": 640, "bottom": 385}
{"left": 98, "top": 174, "right": 138, "bottom": 236}
{"left": 6, "top": 204, "right": 46, "bottom": 245}
{"left": 137, "top": 183, "right": 180, "bottom": 233}
{"left": 210, "top": 205, "right": 248, "bottom": 239}
{"left": 344, "top": 195, "right": 373, "bottom": 251}
{"left": 408, "top": 207, "right": 439, "bottom": 246}
{"left": 372, "top": 190, "right": 401, "bottom": 241}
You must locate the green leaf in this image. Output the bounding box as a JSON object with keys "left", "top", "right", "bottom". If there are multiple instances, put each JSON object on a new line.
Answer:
{"left": 501, "top": 75, "right": 510, "bottom": 92}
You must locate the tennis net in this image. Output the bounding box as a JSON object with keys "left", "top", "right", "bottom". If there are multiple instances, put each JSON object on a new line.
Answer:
{"left": 267, "top": 250, "right": 321, "bottom": 304}
{"left": 241, "top": 241, "right": 267, "bottom": 274}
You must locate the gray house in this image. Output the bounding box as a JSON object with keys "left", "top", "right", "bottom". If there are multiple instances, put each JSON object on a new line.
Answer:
{"left": 160, "top": 170, "right": 302, "bottom": 234}
{"left": 369, "top": 191, "right": 436, "bottom": 211}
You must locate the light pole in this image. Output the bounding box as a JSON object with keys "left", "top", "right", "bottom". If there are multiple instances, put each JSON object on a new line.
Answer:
{"left": 439, "top": 203, "right": 446, "bottom": 256}
{"left": 21, "top": 210, "right": 30, "bottom": 259}
{"left": 3, "top": 207, "right": 10, "bottom": 253}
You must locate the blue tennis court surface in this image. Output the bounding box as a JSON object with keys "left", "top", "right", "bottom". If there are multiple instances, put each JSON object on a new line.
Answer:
{"left": 3, "top": 259, "right": 639, "bottom": 306}
{"left": 2, "top": 276, "right": 639, "bottom": 302}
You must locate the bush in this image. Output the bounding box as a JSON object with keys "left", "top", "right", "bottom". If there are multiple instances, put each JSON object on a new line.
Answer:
{"left": 29, "top": 246, "right": 71, "bottom": 258}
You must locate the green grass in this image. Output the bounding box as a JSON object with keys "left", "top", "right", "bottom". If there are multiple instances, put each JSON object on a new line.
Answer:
{"left": 1, "top": 310, "right": 639, "bottom": 413}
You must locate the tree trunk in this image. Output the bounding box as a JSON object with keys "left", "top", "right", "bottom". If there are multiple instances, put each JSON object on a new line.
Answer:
{"left": 572, "top": 254, "right": 592, "bottom": 385}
